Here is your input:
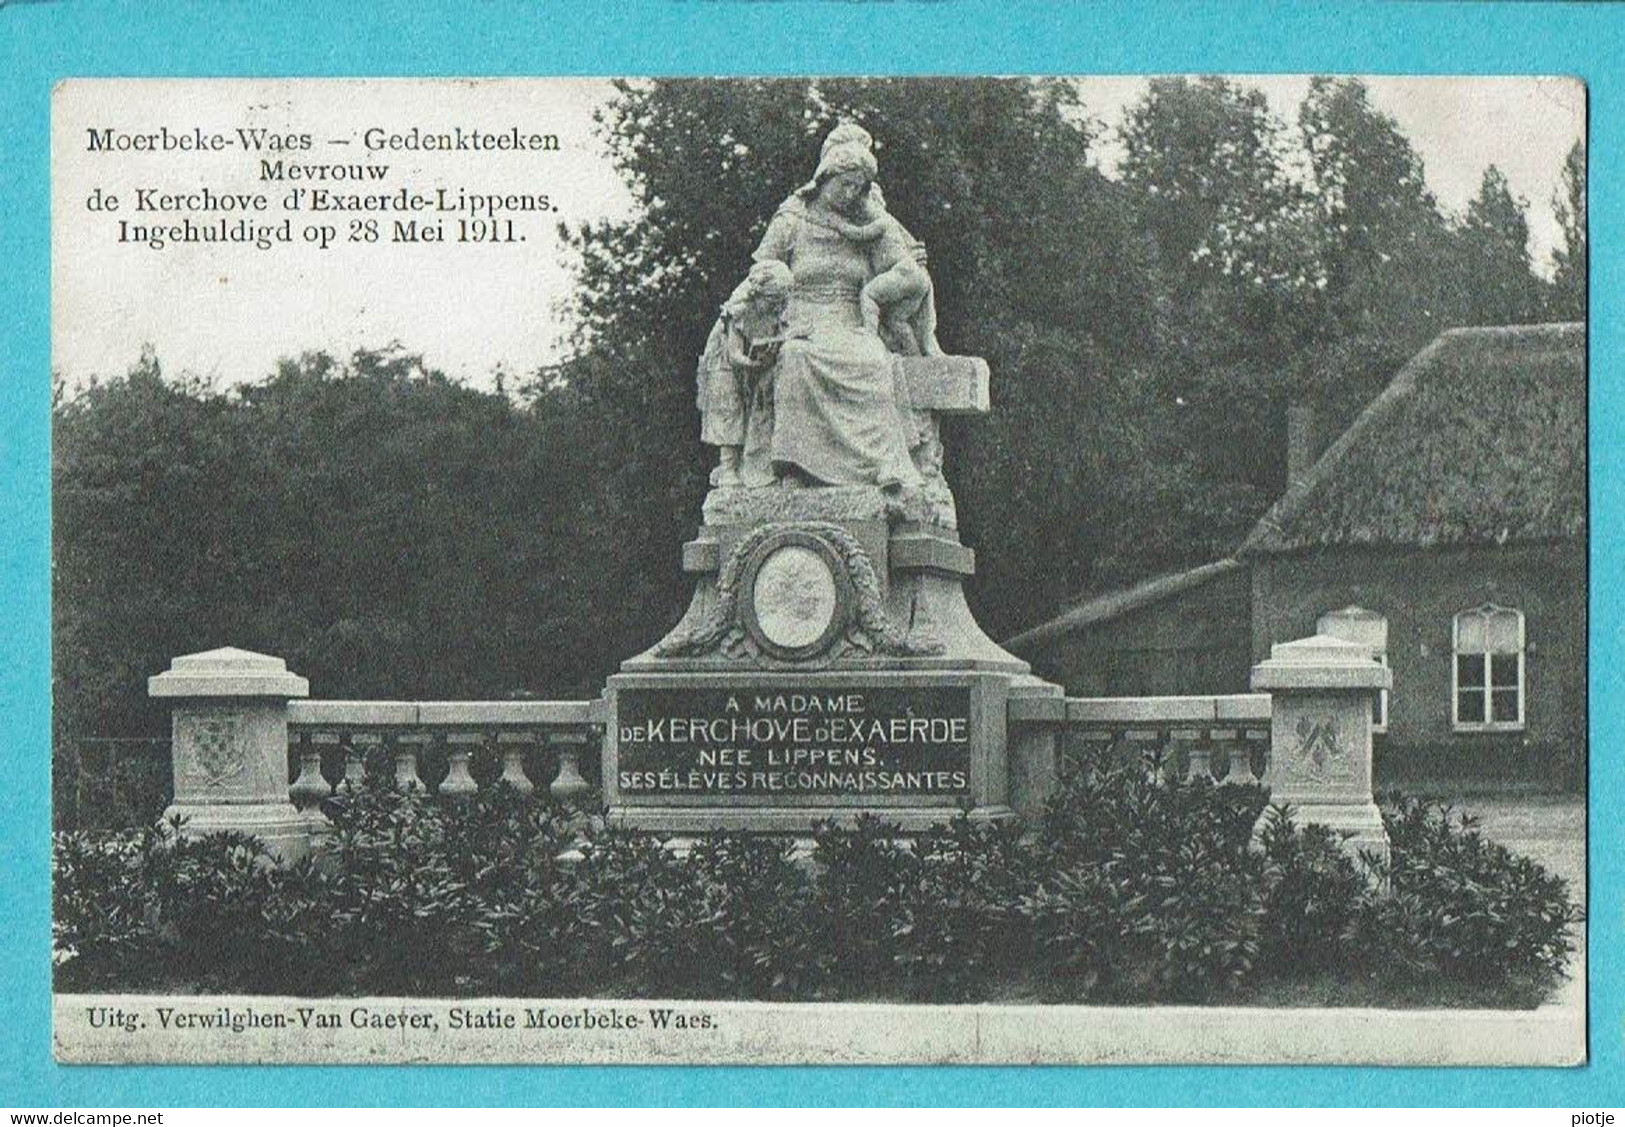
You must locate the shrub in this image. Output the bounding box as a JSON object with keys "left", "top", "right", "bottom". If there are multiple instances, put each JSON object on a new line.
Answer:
{"left": 143, "top": 819, "right": 306, "bottom": 989}
{"left": 449, "top": 784, "right": 591, "bottom": 995}
{"left": 1255, "top": 806, "right": 1374, "bottom": 973}
{"left": 808, "top": 815, "right": 918, "bottom": 996}
{"left": 53, "top": 817, "right": 318, "bottom": 991}
{"left": 567, "top": 829, "right": 713, "bottom": 996}
{"left": 48, "top": 776, "right": 1582, "bottom": 1007}
{"left": 439, "top": 782, "right": 581, "bottom": 896}
{"left": 891, "top": 813, "right": 1036, "bottom": 1000}
{"left": 474, "top": 866, "right": 597, "bottom": 996}
{"left": 52, "top": 826, "right": 163, "bottom": 987}
{"left": 684, "top": 834, "right": 822, "bottom": 999}
{"left": 310, "top": 779, "right": 473, "bottom": 993}
{"left": 1016, "top": 859, "right": 1132, "bottom": 996}
{"left": 1028, "top": 751, "right": 1266, "bottom": 1000}
{"left": 1366, "top": 797, "right": 1581, "bottom": 989}
{"left": 312, "top": 778, "right": 594, "bottom": 994}
{"left": 1135, "top": 832, "right": 1265, "bottom": 999}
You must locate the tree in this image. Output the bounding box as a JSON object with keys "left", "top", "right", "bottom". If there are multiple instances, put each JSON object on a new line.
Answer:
{"left": 52, "top": 347, "right": 597, "bottom": 755}
{"left": 1455, "top": 165, "right": 1545, "bottom": 326}
{"left": 1116, "top": 78, "right": 1323, "bottom": 542}
{"left": 1551, "top": 140, "right": 1587, "bottom": 320}
{"left": 1120, "top": 78, "right": 1319, "bottom": 301}
{"left": 53, "top": 349, "right": 236, "bottom": 743}
{"left": 1295, "top": 77, "right": 1466, "bottom": 430}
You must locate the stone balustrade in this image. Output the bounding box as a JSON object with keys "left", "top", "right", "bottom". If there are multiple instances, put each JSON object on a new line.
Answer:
{"left": 151, "top": 635, "right": 1383, "bottom": 871}
{"left": 149, "top": 648, "right": 605, "bottom": 861}
{"left": 1058, "top": 694, "right": 1272, "bottom": 784}
{"left": 1001, "top": 691, "right": 1271, "bottom": 821}
{"left": 1004, "top": 641, "right": 1391, "bottom": 876}
{"left": 285, "top": 700, "right": 604, "bottom": 819}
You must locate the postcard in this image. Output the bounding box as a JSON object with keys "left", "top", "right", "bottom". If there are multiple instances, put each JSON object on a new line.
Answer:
{"left": 49, "top": 75, "right": 1587, "bottom": 1066}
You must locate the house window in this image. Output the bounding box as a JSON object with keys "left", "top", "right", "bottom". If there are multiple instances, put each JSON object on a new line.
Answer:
{"left": 1318, "top": 606, "right": 1388, "bottom": 733}
{"left": 1453, "top": 604, "right": 1525, "bottom": 731}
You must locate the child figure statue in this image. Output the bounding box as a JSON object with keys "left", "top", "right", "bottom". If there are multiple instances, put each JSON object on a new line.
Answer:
{"left": 810, "top": 120, "right": 942, "bottom": 358}
{"left": 696, "top": 259, "right": 793, "bottom": 487}
{"left": 827, "top": 210, "right": 942, "bottom": 358}
{"left": 804, "top": 203, "right": 939, "bottom": 359}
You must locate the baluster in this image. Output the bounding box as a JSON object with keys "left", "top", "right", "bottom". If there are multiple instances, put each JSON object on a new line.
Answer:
{"left": 496, "top": 730, "right": 537, "bottom": 795}
{"left": 442, "top": 731, "right": 482, "bottom": 799}
{"left": 551, "top": 726, "right": 596, "bottom": 861}
{"left": 341, "top": 741, "right": 365, "bottom": 786}
{"left": 1175, "top": 729, "right": 1209, "bottom": 782}
{"left": 547, "top": 727, "right": 592, "bottom": 806}
{"left": 1246, "top": 727, "right": 1270, "bottom": 783}
{"left": 1125, "top": 727, "right": 1160, "bottom": 780}
{"left": 348, "top": 731, "right": 382, "bottom": 786}
{"left": 310, "top": 730, "right": 343, "bottom": 792}
{"left": 1211, "top": 729, "right": 1241, "bottom": 784}
{"left": 395, "top": 731, "right": 429, "bottom": 792}
{"left": 288, "top": 732, "right": 331, "bottom": 811}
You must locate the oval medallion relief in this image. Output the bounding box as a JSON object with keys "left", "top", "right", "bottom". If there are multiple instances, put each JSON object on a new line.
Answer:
{"left": 741, "top": 532, "right": 853, "bottom": 660}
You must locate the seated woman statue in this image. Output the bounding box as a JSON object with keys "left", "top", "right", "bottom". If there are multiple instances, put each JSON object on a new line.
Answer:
{"left": 743, "top": 127, "right": 933, "bottom": 491}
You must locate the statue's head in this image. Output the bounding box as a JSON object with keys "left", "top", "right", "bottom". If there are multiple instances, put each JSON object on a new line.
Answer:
{"left": 820, "top": 120, "right": 874, "bottom": 158}
{"left": 724, "top": 259, "right": 793, "bottom": 317}
{"left": 807, "top": 142, "right": 877, "bottom": 215}
{"left": 743, "top": 260, "right": 792, "bottom": 307}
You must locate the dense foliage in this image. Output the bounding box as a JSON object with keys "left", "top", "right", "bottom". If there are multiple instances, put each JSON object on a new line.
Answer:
{"left": 53, "top": 79, "right": 1586, "bottom": 780}
{"left": 1365, "top": 797, "right": 1579, "bottom": 985}
{"left": 54, "top": 760, "right": 1581, "bottom": 1006}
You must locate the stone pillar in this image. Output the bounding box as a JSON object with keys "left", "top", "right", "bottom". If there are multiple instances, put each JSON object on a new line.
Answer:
{"left": 149, "top": 647, "right": 311, "bottom": 862}
{"left": 1006, "top": 688, "right": 1064, "bottom": 822}
{"left": 1250, "top": 634, "right": 1391, "bottom": 872}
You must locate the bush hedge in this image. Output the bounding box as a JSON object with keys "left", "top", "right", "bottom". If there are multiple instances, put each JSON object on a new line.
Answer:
{"left": 52, "top": 751, "right": 1582, "bottom": 1005}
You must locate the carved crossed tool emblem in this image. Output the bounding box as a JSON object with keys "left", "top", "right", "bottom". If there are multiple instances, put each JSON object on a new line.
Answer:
{"left": 1295, "top": 715, "right": 1342, "bottom": 778}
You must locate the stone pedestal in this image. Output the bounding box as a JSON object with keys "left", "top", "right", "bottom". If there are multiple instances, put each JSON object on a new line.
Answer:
{"left": 604, "top": 479, "right": 1060, "bottom": 835}
{"left": 1250, "top": 634, "right": 1392, "bottom": 873}
{"left": 149, "top": 647, "right": 311, "bottom": 862}
{"left": 603, "top": 346, "right": 1060, "bottom": 836}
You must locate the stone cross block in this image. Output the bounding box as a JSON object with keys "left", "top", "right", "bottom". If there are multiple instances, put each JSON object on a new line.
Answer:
{"left": 1250, "top": 633, "right": 1392, "bottom": 878}
{"left": 896, "top": 355, "right": 990, "bottom": 416}
{"left": 149, "top": 646, "right": 312, "bottom": 861}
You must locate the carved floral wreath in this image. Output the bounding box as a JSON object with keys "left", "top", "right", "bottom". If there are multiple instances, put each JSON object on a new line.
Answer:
{"left": 655, "top": 521, "right": 941, "bottom": 662}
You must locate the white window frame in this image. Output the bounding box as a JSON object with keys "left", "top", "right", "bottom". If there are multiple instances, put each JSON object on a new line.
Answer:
{"left": 1372, "top": 651, "right": 1389, "bottom": 734}
{"left": 1452, "top": 604, "right": 1526, "bottom": 733}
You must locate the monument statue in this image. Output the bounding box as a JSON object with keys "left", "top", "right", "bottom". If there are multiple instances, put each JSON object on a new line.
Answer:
{"left": 695, "top": 122, "right": 959, "bottom": 525}
{"left": 604, "top": 121, "right": 1062, "bottom": 838}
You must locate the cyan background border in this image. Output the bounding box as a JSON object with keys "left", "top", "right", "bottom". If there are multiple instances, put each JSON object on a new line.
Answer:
{"left": 1, "top": 0, "right": 1616, "bottom": 1107}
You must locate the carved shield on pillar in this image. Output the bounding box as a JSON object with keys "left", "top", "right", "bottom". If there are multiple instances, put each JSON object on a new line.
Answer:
{"left": 185, "top": 713, "right": 246, "bottom": 789}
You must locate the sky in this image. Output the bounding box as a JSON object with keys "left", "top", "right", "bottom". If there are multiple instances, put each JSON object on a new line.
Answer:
{"left": 52, "top": 76, "right": 1584, "bottom": 394}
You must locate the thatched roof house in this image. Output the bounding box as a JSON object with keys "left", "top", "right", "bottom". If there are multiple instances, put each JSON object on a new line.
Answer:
{"left": 1006, "top": 559, "right": 1243, "bottom": 653}
{"left": 1241, "top": 323, "right": 1586, "bottom": 557}
{"left": 1009, "top": 323, "right": 1587, "bottom": 789}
